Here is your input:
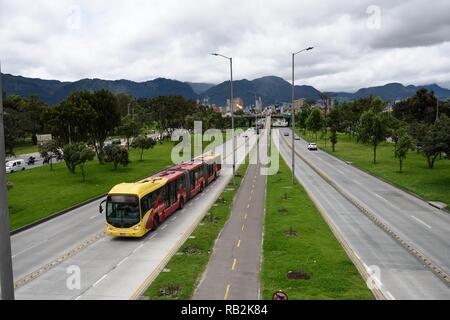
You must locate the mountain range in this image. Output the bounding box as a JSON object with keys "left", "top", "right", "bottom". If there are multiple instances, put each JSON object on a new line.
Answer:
{"left": 2, "top": 73, "right": 450, "bottom": 107}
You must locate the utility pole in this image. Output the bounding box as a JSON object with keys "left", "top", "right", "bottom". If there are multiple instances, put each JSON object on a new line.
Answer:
{"left": 0, "top": 62, "right": 16, "bottom": 300}
{"left": 211, "top": 53, "right": 236, "bottom": 188}
{"left": 291, "top": 47, "right": 313, "bottom": 185}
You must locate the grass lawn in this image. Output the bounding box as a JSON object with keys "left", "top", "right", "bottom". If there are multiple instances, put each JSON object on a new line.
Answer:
{"left": 300, "top": 130, "right": 450, "bottom": 207}
{"left": 7, "top": 142, "right": 175, "bottom": 231}
{"left": 261, "top": 156, "right": 374, "bottom": 300}
{"left": 144, "top": 153, "right": 251, "bottom": 300}
{"left": 13, "top": 145, "right": 39, "bottom": 156}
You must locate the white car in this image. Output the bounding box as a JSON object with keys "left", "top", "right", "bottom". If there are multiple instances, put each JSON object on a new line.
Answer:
{"left": 307, "top": 143, "right": 318, "bottom": 151}
{"left": 5, "top": 159, "right": 26, "bottom": 173}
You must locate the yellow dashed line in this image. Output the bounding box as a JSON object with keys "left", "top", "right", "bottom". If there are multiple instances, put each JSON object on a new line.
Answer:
{"left": 231, "top": 258, "right": 237, "bottom": 271}
{"left": 224, "top": 284, "right": 231, "bottom": 300}
{"left": 237, "top": 240, "right": 241, "bottom": 248}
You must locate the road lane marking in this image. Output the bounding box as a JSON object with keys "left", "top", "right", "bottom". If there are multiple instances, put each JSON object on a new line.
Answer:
{"left": 89, "top": 215, "right": 99, "bottom": 220}
{"left": 247, "top": 204, "right": 250, "bottom": 209}
{"left": 161, "top": 224, "right": 168, "bottom": 230}
{"left": 117, "top": 257, "right": 129, "bottom": 267}
{"left": 133, "top": 244, "right": 144, "bottom": 253}
{"left": 237, "top": 240, "right": 241, "bottom": 248}
{"left": 14, "top": 231, "right": 106, "bottom": 289}
{"left": 244, "top": 213, "right": 248, "bottom": 220}
{"left": 12, "top": 239, "right": 49, "bottom": 258}
{"left": 75, "top": 295, "right": 82, "bottom": 300}
{"left": 242, "top": 224, "right": 245, "bottom": 232}
{"left": 224, "top": 284, "right": 231, "bottom": 300}
{"left": 411, "top": 215, "right": 432, "bottom": 229}
{"left": 231, "top": 258, "right": 237, "bottom": 270}
{"left": 386, "top": 291, "right": 396, "bottom": 300}
{"left": 147, "top": 233, "right": 158, "bottom": 241}
{"left": 93, "top": 274, "right": 108, "bottom": 287}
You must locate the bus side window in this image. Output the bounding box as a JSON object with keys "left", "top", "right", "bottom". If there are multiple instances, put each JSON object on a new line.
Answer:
{"left": 169, "top": 182, "right": 177, "bottom": 205}
{"left": 163, "top": 186, "right": 170, "bottom": 208}
{"left": 141, "top": 195, "right": 150, "bottom": 215}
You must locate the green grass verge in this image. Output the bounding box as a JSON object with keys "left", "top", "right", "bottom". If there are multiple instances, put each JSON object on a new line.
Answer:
{"left": 13, "top": 145, "right": 39, "bottom": 156}
{"left": 144, "top": 154, "right": 251, "bottom": 300}
{"left": 261, "top": 156, "right": 374, "bottom": 300}
{"left": 7, "top": 142, "right": 175, "bottom": 231}
{"left": 300, "top": 130, "right": 450, "bottom": 207}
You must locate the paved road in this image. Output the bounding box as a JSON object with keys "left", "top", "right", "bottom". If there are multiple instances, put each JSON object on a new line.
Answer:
{"left": 278, "top": 128, "right": 450, "bottom": 299}
{"left": 193, "top": 125, "right": 269, "bottom": 300}
{"left": 10, "top": 130, "right": 257, "bottom": 299}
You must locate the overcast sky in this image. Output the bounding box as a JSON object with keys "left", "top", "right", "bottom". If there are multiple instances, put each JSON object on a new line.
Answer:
{"left": 1, "top": 0, "right": 450, "bottom": 92}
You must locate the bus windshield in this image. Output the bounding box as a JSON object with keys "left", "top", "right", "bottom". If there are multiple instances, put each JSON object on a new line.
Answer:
{"left": 106, "top": 195, "right": 141, "bottom": 228}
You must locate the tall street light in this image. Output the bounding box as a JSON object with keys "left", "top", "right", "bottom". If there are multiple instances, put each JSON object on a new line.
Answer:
{"left": 211, "top": 53, "right": 236, "bottom": 188}
{"left": 291, "top": 47, "right": 313, "bottom": 185}
{"left": 0, "top": 61, "right": 15, "bottom": 300}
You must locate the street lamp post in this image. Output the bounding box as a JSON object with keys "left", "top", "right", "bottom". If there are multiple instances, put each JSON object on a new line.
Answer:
{"left": 0, "top": 61, "right": 15, "bottom": 300}
{"left": 211, "top": 53, "right": 236, "bottom": 188}
{"left": 291, "top": 47, "right": 313, "bottom": 185}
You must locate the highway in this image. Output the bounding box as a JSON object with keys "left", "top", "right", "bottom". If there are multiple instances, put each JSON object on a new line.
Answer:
{"left": 278, "top": 128, "right": 450, "bottom": 299}
{"left": 11, "top": 131, "right": 257, "bottom": 299}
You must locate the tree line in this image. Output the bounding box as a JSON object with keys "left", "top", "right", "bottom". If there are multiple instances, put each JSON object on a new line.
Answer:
{"left": 296, "top": 89, "right": 450, "bottom": 172}
{"left": 3, "top": 90, "right": 238, "bottom": 181}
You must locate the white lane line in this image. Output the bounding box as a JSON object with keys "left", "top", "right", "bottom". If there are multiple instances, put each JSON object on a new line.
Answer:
{"left": 147, "top": 233, "right": 158, "bottom": 241}
{"left": 12, "top": 239, "right": 48, "bottom": 258}
{"left": 75, "top": 295, "right": 82, "bottom": 300}
{"left": 93, "top": 274, "right": 108, "bottom": 287}
{"left": 161, "top": 225, "right": 168, "bottom": 230}
{"left": 133, "top": 244, "right": 144, "bottom": 253}
{"left": 354, "top": 180, "right": 362, "bottom": 186}
{"left": 171, "top": 216, "right": 177, "bottom": 222}
{"left": 89, "top": 215, "right": 99, "bottom": 220}
{"left": 411, "top": 215, "right": 432, "bottom": 229}
{"left": 386, "top": 291, "right": 396, "bottom": 300}
{"left": 374, "top": 193, "right": 390, "bottom": 203}
{"left": 117, "top": 257, "right": 129, "bottom": 267}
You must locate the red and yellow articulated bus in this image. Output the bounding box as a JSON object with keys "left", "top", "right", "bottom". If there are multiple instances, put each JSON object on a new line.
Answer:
{"left": 100, "top": 153, "right": 221, "bottom": 237}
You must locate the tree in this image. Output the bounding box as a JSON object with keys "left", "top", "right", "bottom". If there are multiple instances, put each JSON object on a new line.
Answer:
{"left": 3, "top": 95, "right": 26, "bottom": 155}
{"left": 131, "top": 135, "right": 156, "bottom": 161}
{"left": 104, "top": 144, "right": 130, "bottom": 170}
{"left": 39, "top": 140, "right": 62, "bottom": 171}
{"left": 41, "top": 92, "right": 95, "bottom": 144}
{"left": 306, "top": 109, "right": 324, "bottom": 142}
{"left": 357, "top": 109, "right": 387, "bottom": 164}
{"left": 78, "top": 147, "right": 96, "bottom": 182}
{"left": 87, "top": 90, "right": 121, "bottom": 164}
{"left": 22, "top": 96, "right": 45, "bottom": 145}
{"left": 394, "top": 128, "right": 415, "bottom": 173}
{"left": 330, "top": 129, "right": 338, "bottom": 152}
{"left": 297, "top": 109, "right": 310, "bottom": 134}
{"left": 117, "top": 114, "right": 142, "bottom": 149}
{"left": 421, "top": 115, "right": 450, "bottom": 169}
{"left": 62, "top": 143, "right": 95, "bottom": 181}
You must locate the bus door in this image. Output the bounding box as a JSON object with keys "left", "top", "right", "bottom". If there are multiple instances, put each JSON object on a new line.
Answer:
{"left": 165, "top": 181, "right": 178, "bottom": 217}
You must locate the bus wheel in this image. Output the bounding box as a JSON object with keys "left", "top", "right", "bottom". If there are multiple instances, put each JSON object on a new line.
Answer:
{"left": 152, "top": 215, "right": 160, "bottom": 230}
{"left": 179, "top": 198, "right": 184, "bottom": 210}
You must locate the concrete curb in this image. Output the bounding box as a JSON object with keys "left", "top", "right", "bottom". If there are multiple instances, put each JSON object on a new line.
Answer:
{"left": 283, "top": 135, "right": 450, "bottom": 286}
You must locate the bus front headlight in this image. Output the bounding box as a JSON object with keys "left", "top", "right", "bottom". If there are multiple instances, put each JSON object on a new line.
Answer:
{"left": 133, "top": 225, "right": 141, "bottom": 231}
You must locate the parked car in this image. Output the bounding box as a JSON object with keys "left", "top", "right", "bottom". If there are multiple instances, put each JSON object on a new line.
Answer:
{"left": 5, "top": 159, "right": 26, "bottom": 173}
{"left": 307, "top": 143, "right": 318, "bottom": 151}
{"left": 284, "top": 132, "right": 289, "bottom": 136}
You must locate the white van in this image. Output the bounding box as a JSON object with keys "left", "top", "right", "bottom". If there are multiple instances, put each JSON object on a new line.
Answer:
{"left": 5, "top": 159, "right": 26, "bottom": 173}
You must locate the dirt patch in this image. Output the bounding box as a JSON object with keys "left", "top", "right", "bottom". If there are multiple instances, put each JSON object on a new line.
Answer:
{"left": 287, "top": 270, "right": 311, "bottom": 280}
{"left": 157, "top": 284, "right": 182, "bottom": 297}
